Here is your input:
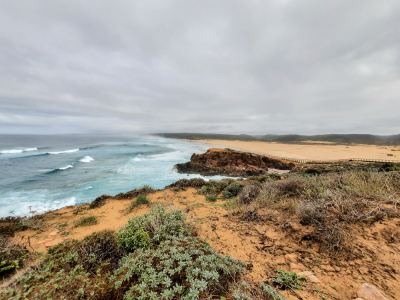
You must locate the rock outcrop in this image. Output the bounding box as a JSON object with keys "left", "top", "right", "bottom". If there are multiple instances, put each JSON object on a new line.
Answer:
{"left": 175, "top": 148, "right": 296, "bottom": 177}
{"left": 357, "top": 283, "right": 390, "bottom": 300}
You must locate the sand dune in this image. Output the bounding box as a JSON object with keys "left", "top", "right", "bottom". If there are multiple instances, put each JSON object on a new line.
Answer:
{"left": 192, "top": 139, "right": 400, "bottom": 161}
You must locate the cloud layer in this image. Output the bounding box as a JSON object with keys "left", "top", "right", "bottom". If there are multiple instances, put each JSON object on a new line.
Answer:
{"left": 0, "top": 0, "right": 399, "bottom": 135}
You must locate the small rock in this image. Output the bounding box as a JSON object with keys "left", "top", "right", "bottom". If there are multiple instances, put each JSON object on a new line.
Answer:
{"left": 308, "top": 275, "right": 322, "bottom": 284}
{"left": 49, "top": 230, "right": 59, "bottom": 236}
{"left": 36, "top": 241, "right": 44, "bottom": 245}
{"left": 290, "top": 263, "right": 305, "bottom": 272}
{"left": 297, "top": 271, "right": 322, "bottom": 284}
{"left": 285, "top": 254, "right": 298, "bottom": 264}
{"left": 359, "top": 267, "right": 369, "bottom": 275}
{"left": 298, "top": 271, "right": 313, "bottom": 277}
{"left": 357, "top": 283, "right": 390, "bottom": 300}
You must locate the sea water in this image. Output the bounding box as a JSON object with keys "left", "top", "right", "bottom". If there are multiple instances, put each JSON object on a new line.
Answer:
{"left": 0, "top": 135, "right": 224, "bottom": 217}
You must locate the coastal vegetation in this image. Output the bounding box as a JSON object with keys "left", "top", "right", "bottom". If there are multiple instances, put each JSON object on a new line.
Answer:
{"left": 1, "top": 156, "right": 400, "bottom": 299}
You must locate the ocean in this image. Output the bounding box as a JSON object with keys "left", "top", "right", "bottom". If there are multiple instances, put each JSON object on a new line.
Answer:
{"left": 0, "top": 135, "right": 223, "bottom": 217}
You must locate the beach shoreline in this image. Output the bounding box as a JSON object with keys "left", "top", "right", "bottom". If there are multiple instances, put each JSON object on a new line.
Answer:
{"left": 186, "top": 139, "right": 400, "bottom": 161}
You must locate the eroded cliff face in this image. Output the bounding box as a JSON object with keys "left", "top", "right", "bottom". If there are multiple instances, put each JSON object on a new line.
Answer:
{"left": 175, "top": 148, "right": 296, "bottom": 176}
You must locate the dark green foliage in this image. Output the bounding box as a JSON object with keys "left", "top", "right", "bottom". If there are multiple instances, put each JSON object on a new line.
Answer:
{"left": 2, "top": 231, "right": 126, "bottom": 300}
{"left": 166, "top": 178, "right": 207, "bottom": 190}
{"left": 74, "top": 215, "right": 98, "bottom": 227}
{"left": 3, "top": 225, "right": 248, "bottom": 300}
{"left": 388, "top": 166, "right": 400, "bottom": 171}
{"left": 0, "top": 216, "right": 25, "bottom": 237}
{"left": 117, "top": 206, "right": 191, "bottom": 251}
{"left": 89, "top": 194, "right": 110, "bottom": 209}
{"left": 260, "top": 283, "right": 285, "bottom": 300}
{"left": 0, "top": 237, "right": 29, "bottom": 276}
{"left": 271, "top": 269, "right": 305, "bottom": 290}
{"left": 128, "top": 194, "right": 150, "bottom": 211}
{"left": 206, "top": 194, "right": 218, "bottom": 202}
{"left": 304, "top": 168, "right": 321, "bottom": 175}
{"left": 197, "top": 185, "right": 216, "bottom": 195}
{"left": 114, "top": 185, "right": 157, "bottom": 200}
{"left": 115, "top": 236, "right": 246, "bottom": 299}
{"left": 223, "top": 182, "right": 245, "bottom": 199}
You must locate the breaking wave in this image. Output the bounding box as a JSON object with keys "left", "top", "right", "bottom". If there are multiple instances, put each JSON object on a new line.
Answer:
{"left": 79, "top": 156, "right": 94, "bottom": 163}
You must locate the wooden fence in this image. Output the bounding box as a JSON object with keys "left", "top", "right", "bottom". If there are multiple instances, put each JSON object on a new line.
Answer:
{"left": 257, "top": 153, "right": 400, "bottom": 164}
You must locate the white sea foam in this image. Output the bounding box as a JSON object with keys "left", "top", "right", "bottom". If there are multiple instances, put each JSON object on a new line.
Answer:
{"left": 79, "top": 156, "right": 94, "bottom": 163}
{"left": 58, "top": 165, "right": 73, "bottom": 170}
{"left": 48, "top": 149, "right": 79, "bottom": 155}
{"left": 0, "top": 147, "right": 38, "bottom": 154}
{"left": 84, "top": 186, "right": 92, "bottom": 190}
{"left": 132, "top": 155, "right": 141, "bottom": 162}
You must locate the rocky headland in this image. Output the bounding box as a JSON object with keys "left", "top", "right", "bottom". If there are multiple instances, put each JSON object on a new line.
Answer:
{"left": 175, "top": 148, "right": 296, "bottom": 176}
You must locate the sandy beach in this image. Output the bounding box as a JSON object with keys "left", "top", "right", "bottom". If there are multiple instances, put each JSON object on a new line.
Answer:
{"left": 192, "top": 139, "right": 400, "bottom": 161}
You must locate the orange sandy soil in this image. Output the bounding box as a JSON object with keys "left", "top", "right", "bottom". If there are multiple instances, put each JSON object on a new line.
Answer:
{"left": 190, "top": 139, "right": 400, "bottom": 161}
{"left": 8, "top": 188, "right": 400, "bottom": 300}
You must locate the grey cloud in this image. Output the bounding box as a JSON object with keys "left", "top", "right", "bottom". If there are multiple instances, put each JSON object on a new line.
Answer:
{"left": 0, "top": 0, "right": 399, "bottom": 135}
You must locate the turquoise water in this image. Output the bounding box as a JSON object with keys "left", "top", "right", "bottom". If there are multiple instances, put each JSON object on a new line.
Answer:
{"left": 0, "top": 135, "right": 223, "bottom": 217}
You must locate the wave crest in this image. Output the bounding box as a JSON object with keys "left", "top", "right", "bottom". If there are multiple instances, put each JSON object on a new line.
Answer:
{"left": 79, "top": 156, "right": 94, "bottom": 163}
{"left": 0, "top": 147, "right": 38, "bottom": 154}
{"left": 47, "top": 149, "right": 79, "bottom": 155}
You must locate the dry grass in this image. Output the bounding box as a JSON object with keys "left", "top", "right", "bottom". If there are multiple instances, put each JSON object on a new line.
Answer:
{"left": 228, "top": 171, "right": 400, "bottom": 252}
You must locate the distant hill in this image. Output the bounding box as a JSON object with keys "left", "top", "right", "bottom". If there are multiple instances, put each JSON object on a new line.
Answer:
{"left": 155, "top": 133, "right": 400, "bottom": 145}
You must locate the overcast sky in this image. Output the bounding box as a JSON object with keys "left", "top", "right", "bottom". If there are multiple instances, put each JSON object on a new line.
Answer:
{"left": 0, "top": 1, "right": 399, "bottom": 135}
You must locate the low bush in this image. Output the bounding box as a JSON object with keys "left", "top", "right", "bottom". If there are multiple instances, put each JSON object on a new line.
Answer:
{"left": 117, "top": 206, "right": 191, "bottom": 251}
{"left": 223, "top": 182, "right": 245, "bottom": 199}
{"left": 238, "top": 185, "right": 261, "bottom": 204}
{"left": 116, "top": 236, "right": 246, "bottom": 299}
{"left": 197, "top": 185, "right": 216, "bottom": 195}
{"left": 0, "top": 216, "right": 25, "bottom": 237}
{"left": 2, "top": 229, "right": 248, "bottom": 300}
{"left": 206, "top": 194, "right": 218, "bottom": 202}
{"left": 0, "top": 237, "right": 29, "bottom": 277}
{"left": 74, "top": 215, "right": 98, "bottom": 227}
{"left": 166, "top": 178, "right": 207, "bottom": 190}
{"left": 271, "top": 269, "right": 305, "bottom": 290}
{"left": 89, "top": 194, "right": 110, "bottom": 209}
{"left": 128, "top": 194, "right": 150, "bottom": 211}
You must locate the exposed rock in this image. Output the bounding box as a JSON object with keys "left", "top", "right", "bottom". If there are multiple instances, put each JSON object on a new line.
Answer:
{"left": 290, "top": 263, "right": 305, "bottom": 272}
{"left": 175, "top": 148, "right": 296, "bottom": 177}
{"left": 357, "top": 283, "right": 390, "bottom": 300}
{"left": 298, "top": 271, "right": 323, "bottom": 284}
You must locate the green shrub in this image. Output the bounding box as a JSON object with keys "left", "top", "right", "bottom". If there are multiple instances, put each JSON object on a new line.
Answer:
{"left": 128, "top": 194, "right": 150, "bottom": 211}
{"left": 223, "top": 182, "right": 245, "bottom": 199}
{"left": 117, "top": 206, "right": 191, "bottom": 251}
{"left": 115, "top": 236, "right": 246, "bottom": 299}
{"left": 206, "top": 194, "right": 218, "bottom": 202}
{"left": 89, "top": 194, "right": 110, "bottom": 209}
{"left": 0, "top": 237, "right": 29, "bottom": 276}
{"left": 305, "top": 168, "right": 321, "bottom": 175}
{"left": 261, "top": 283, "right": 285, "bottom": 300}
{"left": 388, "top": 166, "right": 400, "bottom": 171}
{"left": 197, "top": 185, "right": 216, "bottom": 195}
{"left": 74, "top": 215, "right": 98, "bottom": 227}
{"left": 271, "top": 269, "right": 305, "bottom": 290}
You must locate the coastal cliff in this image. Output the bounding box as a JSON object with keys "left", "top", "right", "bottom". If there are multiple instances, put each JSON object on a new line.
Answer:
{"left": 175, "top": 148, "right": 296, "bottom": 176}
